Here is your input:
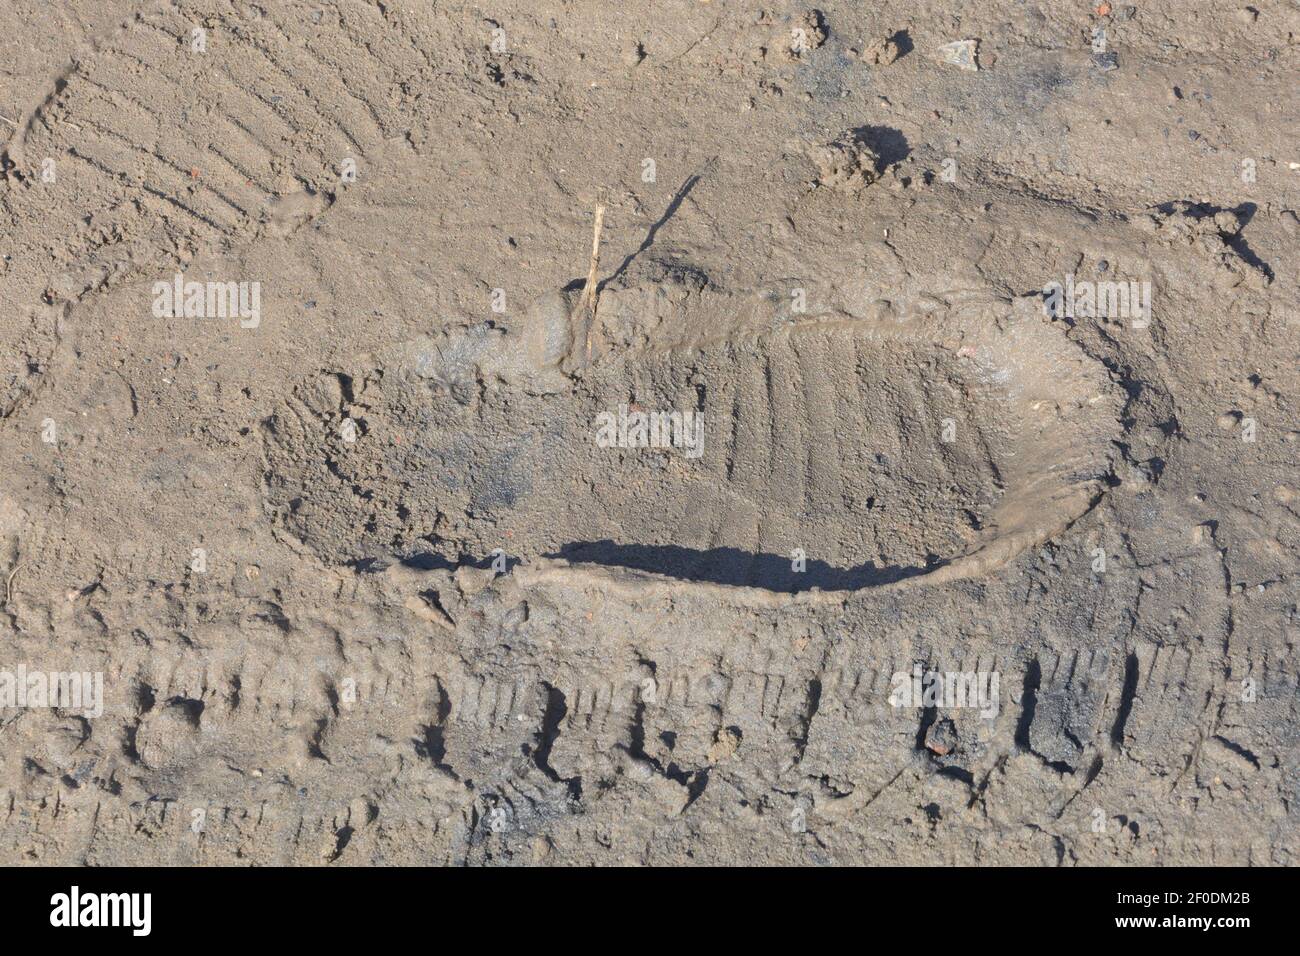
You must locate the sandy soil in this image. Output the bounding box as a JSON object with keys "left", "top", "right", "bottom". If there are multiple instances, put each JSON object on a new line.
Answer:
{"left": 1, "top": 0, "right": 1297, "bottom": 865}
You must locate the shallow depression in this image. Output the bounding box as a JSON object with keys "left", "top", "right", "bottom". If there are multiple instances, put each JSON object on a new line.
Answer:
{"left": 262, "top": 287, "right": 1124, "bottom": 594}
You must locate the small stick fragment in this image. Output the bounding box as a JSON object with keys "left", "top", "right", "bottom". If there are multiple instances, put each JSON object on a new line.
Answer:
{"left": 572, "top": 192, "right": 607, "bottom": 362}
{"left": 0, "top": 113, "right": 18, "bottom": 128}
{"left": 5, "top": 561, "right": 22, "bottom": 606}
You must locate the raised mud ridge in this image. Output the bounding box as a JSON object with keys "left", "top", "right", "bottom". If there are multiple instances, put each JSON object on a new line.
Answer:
{"left": 263, "top": 279, "right": 1124, "bottom": 602}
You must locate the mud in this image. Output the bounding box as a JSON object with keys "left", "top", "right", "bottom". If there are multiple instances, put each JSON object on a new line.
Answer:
{"left": 0, "top": 1, "right": 1297, "bottom": 865}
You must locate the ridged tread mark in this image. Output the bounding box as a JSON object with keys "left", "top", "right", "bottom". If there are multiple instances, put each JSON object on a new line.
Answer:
{"left": 257, "top": 16, "right": 392, "bottom": 138}
{"left": 724, "top": 345, "right": 741, "bottom": 482}
{"left": 1108, "top": 642, "right": 1213, "bottom": 766}
{"left": 756, "top": 336, "right": 804, "bottom": 555}
{"left": 973, "top": 416, "right": 1007, "bottom": 492}
{"left": 891, "top": 358, "right": 936, "bottom": 468}
{"left": 7, "top": 5, "right": 429, "bottom": 292}
{"left": 1139, "top": 643, "right": 1192, "bottom": 697}
{"left": 206, "top": 56, "right": 347, "bottom": 166}
{"left": 836, "top": 329, "right": 890, "bottom": 525}
{"left": 81, "top": 59, "right": 285, "bottom": 192}
{"left": 71, "top": 113, "right": 253, "bottom": 221}
{"left": 731, "top": 343, "right": 771, "bottom": 491}
{"left": 69, "top": 125, "right": 244, "bottom": 227}
{"left": 220, "top": 22, "right": 372, "bottom": 157}
{"left": 850, "top": 334, "right": 908, "bottom": 481}
{"left": 124, "top": 19, "right": 330, "bottom": 164}
{"left": 321, "top": 28, "right": 410, "bottom": 100}
{"left": 334, "top": 3, "right": 428, "bottom": 73}
{"left": 74, "top": 78, "right": 272, "bottom": 206}
{"left": 698, "top": 491, "right": 728, "bottom": 554}
{"left": 824, "top": 330, "right": 862, "bottom": 499}
{"left": 205, "top": 140, "right": 278, "bottom": 196}
{"left": 765, "top": 332, "right": 805, "bottom": 494}
{"left": 790, "top": 329, "right": 844, "bottom": 517}
{"left": 86, "top": 8, "right": 181, "bottom": 74}
{"left": 926, "top": 375, "right": 969, "bottom": 495}
{"left": 763, "top": 349, "right": 779, "bottom": 484}
{"left": 61, "top": 146, "right": 229, "bottom": 238}
{"left": 357, "top": 0, "right": 440, "bottom": 76}
{"left": 3, "top": 0, "right": 541, "bottom": 359}
{"left": 694, "top": 339, "right": 733, "bottom": 488}
{"left": 75, "top": 40, "right": 316, "bottom": 186}
{"left": 844, "top": 332, "right": 879, "bottom": 469}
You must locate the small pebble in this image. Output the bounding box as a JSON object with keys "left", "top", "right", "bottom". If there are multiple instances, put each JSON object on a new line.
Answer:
{"left": 936, "top": 39, "right": 979, "bottom": 72}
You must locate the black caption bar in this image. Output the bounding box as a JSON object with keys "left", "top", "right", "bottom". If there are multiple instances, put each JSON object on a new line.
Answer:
{"left": 0, "top": 865, "right": 1273, "bottom": 943}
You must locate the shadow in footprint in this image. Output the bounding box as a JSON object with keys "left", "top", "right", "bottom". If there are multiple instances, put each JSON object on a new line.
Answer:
{"left": 552, "top": 540, "right": 939, "bottom": 592}
{"left": 352, "top": 551, "right": 523, "bottom": 574}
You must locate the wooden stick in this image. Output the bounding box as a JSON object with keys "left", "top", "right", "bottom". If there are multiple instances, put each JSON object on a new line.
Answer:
{"left": 573, "top": 192, "right": 606, "bottom": 362}
{"left": 5, "top": 561, "right": 22, "bottom": 606}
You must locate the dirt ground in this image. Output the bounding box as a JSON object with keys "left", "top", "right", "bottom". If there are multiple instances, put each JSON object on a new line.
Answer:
{"left": 1, "top": 1, "right": 1297, "bottom": 865}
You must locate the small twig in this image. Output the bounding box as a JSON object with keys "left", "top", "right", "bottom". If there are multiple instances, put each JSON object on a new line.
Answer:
{"left": 0, "top": 113, "right": 18, "bottom": 128}
{"left": 5, "top": 561, "right": 23, "bottom": 606}
{"left": 572, "top": 191, "right": 607, "bottom": 362}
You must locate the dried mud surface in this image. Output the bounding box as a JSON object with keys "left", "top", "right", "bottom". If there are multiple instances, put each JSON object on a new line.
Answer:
{"left": 0, "top": 1, "right": 1297, "bottom": 865}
